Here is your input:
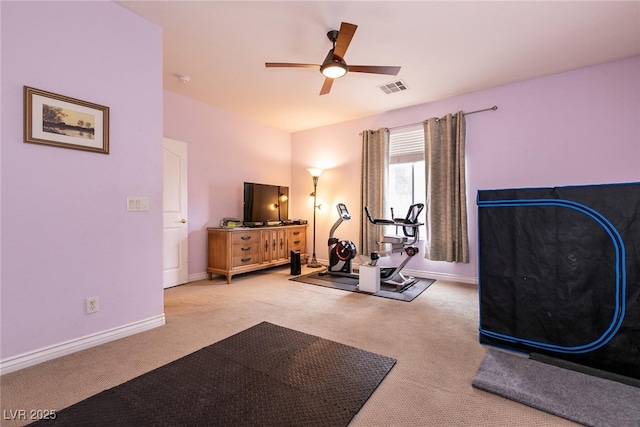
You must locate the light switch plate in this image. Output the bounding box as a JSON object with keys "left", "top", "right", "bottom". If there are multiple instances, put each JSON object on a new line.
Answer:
{"left": 127, "top": 197, "right": 149, "bottom": 211}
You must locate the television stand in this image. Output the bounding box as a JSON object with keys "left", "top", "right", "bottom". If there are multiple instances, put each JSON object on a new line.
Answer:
{"left": 207, "top": 224, "right": 308, "bottom": 283}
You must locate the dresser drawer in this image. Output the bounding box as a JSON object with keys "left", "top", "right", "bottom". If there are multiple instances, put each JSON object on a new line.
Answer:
{"left": 231, "top": 231, "right": 260, "bottom": 245}
{"left": 287, "top": 228, "right": 305, "bottom": 252}
{"left": 232, "top": 242, "right": 259, "bottom": 257}
{"left": 232, "top": 253, "right": 260, "bottom": 268}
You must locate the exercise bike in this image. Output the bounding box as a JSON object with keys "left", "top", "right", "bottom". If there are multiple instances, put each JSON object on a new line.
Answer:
{"left": 325, "top": 202, "right": 424, "bottom": 291}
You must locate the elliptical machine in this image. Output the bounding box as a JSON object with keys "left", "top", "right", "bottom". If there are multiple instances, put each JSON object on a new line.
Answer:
{"left": 326, "top": 203, "right": 366, "bottom": 276}
{"left": 326, "top": 203, "right": 423, "bottom": 291}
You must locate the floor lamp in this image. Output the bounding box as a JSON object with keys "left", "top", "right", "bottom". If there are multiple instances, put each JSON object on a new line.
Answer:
{"left": 307, "top": 168, "right": 323, "bottom": 268}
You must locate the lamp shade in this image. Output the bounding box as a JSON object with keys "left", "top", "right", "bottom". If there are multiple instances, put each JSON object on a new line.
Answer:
{"left": 307, "top": 168, "right": 323, "bottom": 177}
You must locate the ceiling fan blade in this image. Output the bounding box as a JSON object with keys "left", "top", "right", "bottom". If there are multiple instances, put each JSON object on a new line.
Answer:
{"left": 348, "top": 65, "right": 401, "bottom": 75}
{"left": 333, "top": 22, "right": 357, "bottom": 60}
{"left": 320, "top": 78, "right": 334, "bottom": 95}
{"left": 265, "top": 63, "right": 320, "bottom": 69}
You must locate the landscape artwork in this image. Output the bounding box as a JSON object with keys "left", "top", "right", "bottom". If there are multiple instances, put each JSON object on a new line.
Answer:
{"left": 24, "top": 86, "right": 109, "bottom": 154}
{"left": 43, "top": 104, "right": 95, "bottom": 140}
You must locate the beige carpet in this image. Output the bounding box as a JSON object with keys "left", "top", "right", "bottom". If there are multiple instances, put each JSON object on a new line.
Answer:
{"left": 0, "top": 266, "right": 578, "bottom": 426}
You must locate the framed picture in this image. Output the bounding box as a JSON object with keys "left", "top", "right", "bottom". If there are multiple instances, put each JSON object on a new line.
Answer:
{"left": 24, "top": 86, "right": 109, "bottom": 154}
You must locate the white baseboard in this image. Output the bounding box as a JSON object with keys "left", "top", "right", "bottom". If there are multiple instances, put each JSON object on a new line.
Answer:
{"left": 401, "top": 268, "right": 478, "bottom": 286}
{"left": 188, "top": 272, "right": 209, "bottom": 282}
{"left": 318, "top": 258, "right": 479, "bottom": 286}
{"left": 191, "top": 264, "right": 478, "bottom": 286}
{"left": 0, "top": 314, "right": 166, "bottom": 375}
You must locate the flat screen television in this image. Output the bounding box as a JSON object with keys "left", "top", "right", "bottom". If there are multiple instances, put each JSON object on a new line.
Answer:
{"left": 243, "top": 182, "right": 289, "bottom": 224}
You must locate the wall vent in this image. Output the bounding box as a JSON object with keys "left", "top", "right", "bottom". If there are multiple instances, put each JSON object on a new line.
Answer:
{"left": 379, "top": 80, "right": 408, "bottom": 94}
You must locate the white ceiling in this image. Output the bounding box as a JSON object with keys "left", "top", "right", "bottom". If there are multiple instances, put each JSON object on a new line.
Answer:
{"left": 116, "top": 1, "right": 640, "bottom": 133}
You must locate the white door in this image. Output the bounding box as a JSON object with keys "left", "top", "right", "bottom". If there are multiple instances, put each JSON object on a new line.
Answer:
{"left": 163, "top": 138, "right": 188, "bottom": 288}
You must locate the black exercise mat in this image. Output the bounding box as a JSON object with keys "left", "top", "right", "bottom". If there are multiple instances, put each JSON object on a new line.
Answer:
{"left": 290, "top": 271, "right": 434, "bottom": 302}
{"left": 30, "top": 322, "right": 396, "bottom": 427}
{"left": 472, "top": 348, "right": 640, "bottom": 427}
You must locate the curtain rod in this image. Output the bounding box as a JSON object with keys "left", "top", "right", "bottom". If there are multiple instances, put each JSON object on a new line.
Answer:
{"left": 464, "top": 105, "right": 498, "bottom": 116}
{"left": 388, "top": 105, "right": 498, "bottom": 131}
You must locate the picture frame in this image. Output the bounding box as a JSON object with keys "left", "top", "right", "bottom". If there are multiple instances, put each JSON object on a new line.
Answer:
{"left": 24, "top": 86, "right": 109, "bottom": 154}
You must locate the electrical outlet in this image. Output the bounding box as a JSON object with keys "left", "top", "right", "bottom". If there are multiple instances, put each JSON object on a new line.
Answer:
{"left": 86, "top": 297, "right": 99, "bottom": 314}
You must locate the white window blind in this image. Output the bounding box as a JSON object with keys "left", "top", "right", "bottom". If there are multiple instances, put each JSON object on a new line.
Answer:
{"left": 389, "top": 124, "right": 424, "bottom": 164}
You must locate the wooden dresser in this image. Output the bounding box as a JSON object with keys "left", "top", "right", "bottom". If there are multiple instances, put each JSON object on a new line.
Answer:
{"left": 207, "top": 225, "right": 308, "bottom": 283}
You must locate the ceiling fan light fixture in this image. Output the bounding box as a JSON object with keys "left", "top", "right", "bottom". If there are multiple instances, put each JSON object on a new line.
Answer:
{"left": 320, "top": 48, "right": 348, "bottom": 78}
{"left": 321, "top": 61, "right": 348, "bottom": 79}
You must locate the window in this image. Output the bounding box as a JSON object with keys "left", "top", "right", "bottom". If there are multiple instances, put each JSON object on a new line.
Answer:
{"left": 388, "top": 125, "right": 426, "bottom": 239}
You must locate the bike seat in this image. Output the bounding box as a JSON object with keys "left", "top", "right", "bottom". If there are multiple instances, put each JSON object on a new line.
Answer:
{"left": 364, "top": 207, "right": 395, "bottom": 225}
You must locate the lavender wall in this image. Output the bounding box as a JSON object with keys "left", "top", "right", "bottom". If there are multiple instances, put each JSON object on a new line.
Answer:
{"left": 291, "top": 57, "right": 640, "bottom": 283}
{"left": 163, "top": 91, "right": 291, "bottom": 277}
{"left": 1, "top": 2, "right": 163, "bottom": 362}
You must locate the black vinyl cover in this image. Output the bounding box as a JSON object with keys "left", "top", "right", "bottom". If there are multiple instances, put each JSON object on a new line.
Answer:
{"left": 477, "top": 182, "right": 640, "bottom": 379}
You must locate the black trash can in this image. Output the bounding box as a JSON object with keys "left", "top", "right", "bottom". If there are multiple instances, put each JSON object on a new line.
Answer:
{"left": 290, "top": 250, "right": 301, "bottom": 275}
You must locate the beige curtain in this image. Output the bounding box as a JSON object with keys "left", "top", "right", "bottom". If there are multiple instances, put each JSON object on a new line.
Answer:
{"left": 423, "top": 112, "right": 469, "bottom": 263}
{"left": 359, "top": 128, "right": 389, "bottom": 256}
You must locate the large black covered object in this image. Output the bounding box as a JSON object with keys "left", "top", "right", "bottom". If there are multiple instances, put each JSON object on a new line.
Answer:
{"left": 477, "top": 182, "right": 640, "bottom": 380}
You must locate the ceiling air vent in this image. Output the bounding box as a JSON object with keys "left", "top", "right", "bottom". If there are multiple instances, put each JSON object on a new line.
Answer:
{"left": 379, "top": 80, "right": 408, "bottom": 94}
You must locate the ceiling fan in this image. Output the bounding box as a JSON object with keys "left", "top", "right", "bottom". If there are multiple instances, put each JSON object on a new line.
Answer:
{"left": 265, "top": 22, "right": 401, "bottom": 95}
